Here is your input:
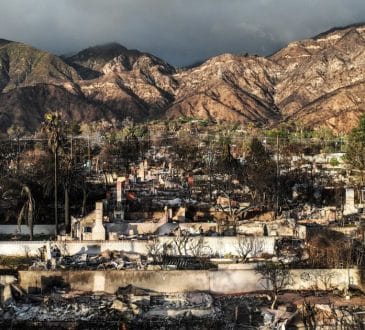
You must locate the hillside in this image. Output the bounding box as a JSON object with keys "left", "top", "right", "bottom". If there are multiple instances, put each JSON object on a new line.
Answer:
{"left": 1, "top": 24, "right": 365, "bottom": 133}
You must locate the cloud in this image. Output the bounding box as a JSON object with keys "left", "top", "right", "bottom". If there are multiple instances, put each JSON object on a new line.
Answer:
{"left": 0, "top": 0, "right": 364, "bottom": 66}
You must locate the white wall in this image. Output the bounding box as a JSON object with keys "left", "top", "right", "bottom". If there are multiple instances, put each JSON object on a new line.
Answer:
{"left": 0, "top": 236, "right": 276, "bottom": 257}
{"left": 0, "top": 225, "right": 55, "bottom": 236}
{"left": 289, "top": 269, "right": 356, "bottom": 291}
{"left": 0, "top": 241, "right": 47, "bottom": 256}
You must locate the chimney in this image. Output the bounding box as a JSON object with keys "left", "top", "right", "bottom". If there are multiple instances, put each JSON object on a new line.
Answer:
{"left": 95, "top": 202, "right": 103, "bottom": 223}
{"left": 93, "top": 202, "right": 106, "bottom": 241}
{"left": 116, "top": 180, "right": 122, "bottom": 203}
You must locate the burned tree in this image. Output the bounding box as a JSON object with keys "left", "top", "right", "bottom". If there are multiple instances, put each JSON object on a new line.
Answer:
{"left": 243, "top": 138, "right": 276, "bottom": 206}
{"left": 236, "top": 236, "right": 264, "bottom": 262}
{"left": 169, "top": 230, "right": 191, "bottom": 256}
{"left": 209, "top": 135, "right": 248, "bottom": 233}
{"left": 189, "top": 236, "right": 212, "bottom": 258}
{"left": 255, "top": 261, "right": 291, "bottom": 309}
{"left": 306, "top": 229, "right": 354, "bottom": 269}
{"left": 1, "top": 182, "right": 36, "bottom": 240}
{"left": 146, "top": 237, "right": 163, "bottom": 263}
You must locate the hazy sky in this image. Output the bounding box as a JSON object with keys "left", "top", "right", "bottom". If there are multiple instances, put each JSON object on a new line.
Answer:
{"left": 0, "top": 0, "right": 365, "bottom": 66}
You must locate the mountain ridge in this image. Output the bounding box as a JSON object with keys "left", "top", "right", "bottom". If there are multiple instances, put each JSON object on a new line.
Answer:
{"left": 1, "top": 23, "right": 365, "bottom": 133}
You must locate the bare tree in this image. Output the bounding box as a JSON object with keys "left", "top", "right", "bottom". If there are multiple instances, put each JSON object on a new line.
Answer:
{"left": 17, "top": 185, "right": 35, "bottom": 241}
{"left": 214, "top": 181, "right": 250, "bottom": 234}
{"left": 255, "top": 261, "right": 291, "bottom": 309}
{"left": 244, "top": 138, "right": 276, "bottom": 205}
{"left": 2, "top": 182, "right": 35, "bottom": 240}
{"left": 236, "top": 236, "right": 264, "bottom": 262}
{"left": 170, "top": 230, "right": 191, "bottom": 256}
{"left": 189, "top": 236, "right": 212, "bottom": 257}
{"left": 146, "top": 237, "right": 163, "bottom": 263}
{"left": 6, "top": 125, "right": 25, "bottom": 174}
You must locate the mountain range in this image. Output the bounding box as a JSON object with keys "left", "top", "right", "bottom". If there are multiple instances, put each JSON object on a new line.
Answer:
{"left": 1, "top": 23, "right": 365, "bottom": 133}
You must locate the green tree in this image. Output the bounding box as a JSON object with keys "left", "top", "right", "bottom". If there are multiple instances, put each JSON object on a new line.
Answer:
{"left": 345, "top": 115, "right": 365, "bottom": 184}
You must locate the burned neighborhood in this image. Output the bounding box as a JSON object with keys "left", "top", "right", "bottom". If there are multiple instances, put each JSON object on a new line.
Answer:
{"left": 2, "top": 3, "right": 365, "bottom": 328}
{"left": 0, "top": 115, "right": 365, "bottom": 329}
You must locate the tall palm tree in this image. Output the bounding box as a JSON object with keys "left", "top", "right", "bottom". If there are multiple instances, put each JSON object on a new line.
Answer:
{"left": 41, "top": 112, "right": 66, "bottom": 235}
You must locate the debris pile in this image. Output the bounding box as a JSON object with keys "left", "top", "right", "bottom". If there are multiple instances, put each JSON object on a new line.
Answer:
{"left": 1, "top": 292, "right": 122, "bottom": 322}
{"left": 29, "top": 249, "right": 144, "bottom": 270}
{"left": 0, "top": 285, "right": 223, "bottom": 328}
{"left": 111, "top": 285, "right": 221, "bottom": 323}
{"left": 299, "top": 302, "right": 365, "bottom": 329}
{"left": 2, "top": 283, "right": 365, "bottom": 329}
{"left": 161, "top": 255, "right": 215, "bottom": 270}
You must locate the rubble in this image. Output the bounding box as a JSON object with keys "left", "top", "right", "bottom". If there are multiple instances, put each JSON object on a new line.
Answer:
{"left": 110, "top": 299, "right": 129, "bottom": 312}
{"left": 2, "top": 292, "right": 122, "bottom": 322}
{"left": 0, "top": 285, "right": 225, "bottom": 328}
{"left": 28, "top": 249, "right": 145, "bottom": 271}
{"left": 2, "top": 283, "right": 365, "bottom": 329}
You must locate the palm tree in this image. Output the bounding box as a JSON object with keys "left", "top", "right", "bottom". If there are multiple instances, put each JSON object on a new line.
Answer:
{"left": 41, "top": 112, "right": 66, "bottom": 235}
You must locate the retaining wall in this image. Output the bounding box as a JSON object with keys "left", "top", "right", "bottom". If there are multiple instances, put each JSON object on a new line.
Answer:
{"left": 18, "top": 269, "right": 262, "bottom": 294}
{"left": 18, "top": 268, "right": 363, "bottom": 295}
{"left": 0, "top": 236, "right": 276, "bottom": 257}
{"left": 0, "top": 225, "right": 55, "bottom": 236}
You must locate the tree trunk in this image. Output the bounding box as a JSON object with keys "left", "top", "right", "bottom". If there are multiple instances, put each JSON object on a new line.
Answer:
{"left": 29, "top": 223, "right": 33, "bottom": 241}
{"left": 271, "top": 294, "right": 278, "bottom": 310}
{"left": 54, "top": 151, "right": 58, "bottom": 236}
{"left": 81, "top": 186, "right": 88, "bottom": 217}
{"left": 64, "top": 187, "right": 70, "bottom": 233}
{"left": 103, "top": 171, "right": 108, "bottom": 192}
{"left": 16, "top": 137, "right": 20, "bottom": 174}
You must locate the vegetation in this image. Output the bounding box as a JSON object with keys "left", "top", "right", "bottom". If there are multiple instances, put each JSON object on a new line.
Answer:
{"left": 255, "top": 261, "right": 291, "bottom": 309}
{"left": 235, "top": 236, "right": 264, "bottom": 262}
{"left": 345, "top": 114, "right": 365, "bottom": 183}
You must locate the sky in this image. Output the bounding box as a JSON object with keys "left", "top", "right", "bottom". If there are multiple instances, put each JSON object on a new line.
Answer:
{"left": 0, "top": 0, "right": 365, "bottom": 66}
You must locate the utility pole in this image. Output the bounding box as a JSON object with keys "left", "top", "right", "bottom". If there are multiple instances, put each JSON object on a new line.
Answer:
{"left": 276, "top": 134, "right": 280, "bottom": 218}
{"left": 70, "top": 135, "right": 73, "bottom": 161}
{"left": 54, "top": 149, "right": 58, "bottom": 236}
{"left": 16, "top": 135, "right": 20, "bottom": 174}
{"left": 87, "top": 134, "right": 91, "bottom": 173}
